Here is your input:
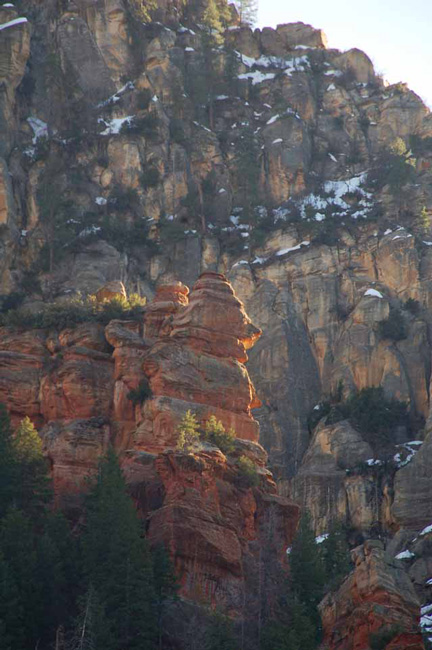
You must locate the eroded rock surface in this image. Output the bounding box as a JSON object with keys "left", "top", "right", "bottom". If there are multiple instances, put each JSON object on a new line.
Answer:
{"left": 320, "top": 540, "right": 425, "bottom": 650}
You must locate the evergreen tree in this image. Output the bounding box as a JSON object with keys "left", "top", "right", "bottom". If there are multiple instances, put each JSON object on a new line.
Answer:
{"left": 82, "top": 447, "right": 156, "bottom": 650}
{"left": 36, "top": 512, "right": 81, "bottom": 645}
{"left": 0, "top": 404, "right": 17, "bottom": 517}
{"left": 288, "top": 512, "right": 326, "bottom": 641}
{"left": 289, "top": 513, "right": 325, "bottom": 609}
{"left": 320, "top": 521, "right": 352, "bottom": 591}
{"left": 13, "top": 416, "right": 52, "bottom": 518}
{"left": 0, "top": 550, "right": 25, "bottom": 650}
{"left": 152, "top": 544, "right": 179, "bottom": 649}
{"left": 176, "top": 410, "right": 201, "bottom": 451}
{"left": 205, "top": 610, "right": 239, "bottom": 650}
{"left": 202, "top": 0, "right": 224, "bottom": 45}
{"left": 0, "top": 508, "right": 42, "bottom": 647}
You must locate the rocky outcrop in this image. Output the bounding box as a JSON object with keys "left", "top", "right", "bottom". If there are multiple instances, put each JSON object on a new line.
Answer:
{"left": 0, "top": 272, "right": 299, "bottom": 610}
{"left": 135, "top": 273, "right": 262, "bottom": 452}
{"left": 392, "top": 428, "right": 432, "bottom": 531}
{"left": 292, "top": 420, "right": 379, "bottom": 534}
{"left": 320, "top": 540, "right": 425, "bottom": 650}
{"left": 124, "top": 444, "right": 299, "bottom": 611}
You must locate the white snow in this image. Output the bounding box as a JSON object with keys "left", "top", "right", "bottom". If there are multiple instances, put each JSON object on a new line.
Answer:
{"left": 364, "top": 289, "right": 383, "bottom": 298}
{"left": 422, "top": 604, "right": 432, "bottom": 616}
{"left": 315, "top": 533, "right": 329, "bottom": 544}
{"left": 251, "top": 256, "right": 268, "bottom": 265}
{"left": 419, "top": 524, "right": 432, "bottom": 537}
{"left": 97, "top": 81, "right": 134, "bottom": 108}
{"left": 2, "top": 3, "right": 15, "bottom": 7}
{"left": 232, "top": 260, "right": 249, "bottom": 268}
{"left": 95, "top": 197, "right": 107, "bottom": 206}
{"left": 184, "top": 47, "right": 195, "bottom": 52}
{"left": 392, "top": 233, "right": 413, "bottom": 240}
{"left": 393, "top": 440, "right": 423, "bottom": 468}
{"left": 328, "top": 153, "right": 338, "bottom": 162}
{"left": 276, "top": 240, "right": 310, "bottom": 256}
{"left": 218, "top": 188, "right": 227, "bottom": 194}
{"left": 366, "top": 458, "right": 383, "bottom": 466}
{"left": 423, "top": 241, "right": 432, "bottom": 246}
{"left": 215, "top": 95, "right": 229, "bottom": 100}
{"left": 79, "top": 226, "right": 101, "bottom": 237}
{"left": 0, "top": 16, "right": 27, "bottom": 31}
{"left": 272, "top": 138, "right": 283, "bottom": 144}
{"left": 426, "top": 578, "right": 432, "bottom": 586}
{"left": 193, "top": 121, "right": 212, "bottom": 133}
{"left": 297, "top": 173, "right": 374, "bottom": 223}
{"left": 238, "top": 71, "right": 275, "bottom": 85}
{"left": 266, "top": 114, "right": 279, "bottom": 125}
{"left": 177, "top": 26, "right": 195, "bottom": 35}
{"left": 99, "top": 116, "right": 134, "bottom": 135}
{"left": 326, "top": 83, "right": 336, "bottom": 91}
{"left": 27, "top": 117, "right": 48, "bottom": 144}
{"left": 384, "top": 228, "right": 393, "bottom": 235}
{"left": 395, "top": 549, "right": 415, "bottom": 560}
{"left": 324, "top": 69, "right": 343, "bottom": 76}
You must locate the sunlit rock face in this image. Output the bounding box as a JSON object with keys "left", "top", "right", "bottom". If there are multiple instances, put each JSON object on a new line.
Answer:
{"left": 319, "top": 540, "right": 425, "bottom": 650}
{"left": 137, "top": 272, "right": 262, "bottom": 452}
{"left": 0, "top": 272, "right": 299, "bottom": 611}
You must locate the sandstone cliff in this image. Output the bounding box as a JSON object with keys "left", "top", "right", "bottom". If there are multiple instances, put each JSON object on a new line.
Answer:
{"left": 0, "top": 271, "right": 299, "bottom": 611}
{"left": 2, "top": 0, "right": 432, "bottom": 642}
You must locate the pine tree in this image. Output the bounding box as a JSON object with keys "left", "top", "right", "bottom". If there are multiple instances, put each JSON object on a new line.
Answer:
{"left": 176, "top": 410, "right": 201, "bottom": 451}
{"left": 288, "top": 512, "right": 326, "bottom": 642}
{"left": 0, "top": 508, "right": 42, "bottom": 647}
{"left": 13, "top": 416, "right": 52, "bottom": 517}
{"left": 202, "top": 0, "right": 224, "bottom": 44}
{"left": 0, "top": 404, "right": 17, "bottom": 517}
{"left": 82, "top": 447, "right": 156, "bottom": 650}
{"left": 36, "top": 513, "right": 81, "bottom": 645}
{"left": 0, "top": 550, "right": 25, "bottom": 650}
{"left": 152, "top": 544, "right": 178, "bottom": 649}
{"left": 320, "top": 521, "right": 351, "bottom": 591}
{"left": 205, "top": 610, "right": 239, "bottom": 650}
{"left": 289, "top": 512, "right": 325, "bottom": 609}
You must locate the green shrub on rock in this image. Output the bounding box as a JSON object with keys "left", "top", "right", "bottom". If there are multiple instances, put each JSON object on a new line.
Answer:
{"left": 203, "top": 416, "right": 236, "bottom": 454}
{"left": 236, "top": 455, "right": 260, "bottom": 488}
{"left": 377, "top": 308, "right": 407, "bottom": 341}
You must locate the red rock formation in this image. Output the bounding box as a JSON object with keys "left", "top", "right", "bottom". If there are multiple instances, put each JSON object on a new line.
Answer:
{"left": 123, "top": 443, "right": 299, "bottom": 612}
{"left": 319, "top": 540, "right": 425, "bottom": 650}
{"left": 136, "top": 272, "right": 262, "bottom": 451}
{"left": 143, "top": 281, "right": 189, "bottom": 340}
{"left": 0, "top": 273, "right": 300, "bottom": 611}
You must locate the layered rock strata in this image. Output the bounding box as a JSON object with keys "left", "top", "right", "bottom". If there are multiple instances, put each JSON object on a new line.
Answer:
{"left": 320, "top": 540, "right": 425, "bottom": 650}
{"left": 0, "top": 273, "right": 299, "bottom": 609}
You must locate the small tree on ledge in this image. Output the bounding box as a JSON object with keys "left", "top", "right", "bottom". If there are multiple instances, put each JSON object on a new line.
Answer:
{"left": 176, "top": 410, "right": 201, "bottom": 452}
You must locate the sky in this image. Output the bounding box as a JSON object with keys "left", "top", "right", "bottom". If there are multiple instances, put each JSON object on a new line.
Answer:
{"left": 257, "top": 0, "right": 432, "bottom": 109}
